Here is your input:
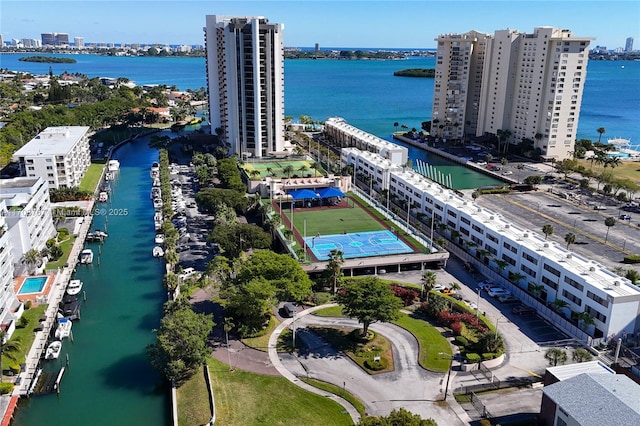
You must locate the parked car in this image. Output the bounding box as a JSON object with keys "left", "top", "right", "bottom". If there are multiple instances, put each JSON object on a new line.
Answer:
{"left": 498, "top": 294, "right": 519, "bottom": 304}
{"left": 502, "top": 170, "right": 513, "bottom": 175}
{"left": 512, "top": 305, "right": 535, "bottom": 315}
{"left": 619, "top": 214, "right": 631, "bottom": 221}
{"left": 476, "top": 161, "right": 487, "bottom": 166}
{"left": 440, "top": 288, "right": 457, "bottom": 296}
{"left": 433, "top": 284, "right": 446, "bottom": 291}
{"left": 488, "top": 288, "right": 510, "bottom": 298}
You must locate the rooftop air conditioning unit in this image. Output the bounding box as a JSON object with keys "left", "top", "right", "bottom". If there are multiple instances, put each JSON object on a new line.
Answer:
{"left": 505, "top": 224, "right": 510, "bottom": 228}
{"left": 477, "top": 208, "right": 482, "bottom": 212}
{"left": 567, "top": 254, "right": 572, "bottom": 259}
{"left": 489, "top": 215, "right": 494, "bottom": 220}
{"left": 589, "top": 266, "right": 596, "bottom": 272}
{"left": 544, "top": 243, "right": 549, "bottom": 248}
{"left": 523, "top": 233, "right": 529, "bottom": 238}
{"left": 614, "top": 281, "right": 620, "bottom": 286}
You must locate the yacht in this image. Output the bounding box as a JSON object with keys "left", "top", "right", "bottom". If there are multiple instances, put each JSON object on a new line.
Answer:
{"left": 152, "top": 246, "right": 165, "bottom": 257}
{"left": 105, "top": 172, "right": 113, "bottom": 181}
{"left": 98, "top": 192, "right": 108, "bottom": 203}
{"left": 80, "top": 248, "right": 94, "bottom": 264}
{"left": 154, "top": 234, "right": 165, "bottom": 245}
{"left": 108, "top": 159, "right": 120, "bottom": 171}
{"left": 153, "top": 197, "right": 163, "bottom": 210}
{"left": 66, "top": 279, "right": 83, "bottom": 296}
{"left": 86, "top": 230, "right": 108, "bottom": 242}
{"left": 54, "top": 318, "right": 73, "bottom": 340}
{"left": 61, "top": 294, "right": 80, "bottom": 320}
{"left": 45, "top": 341, "right": 62, "bottom": 359}
{"left": 150, "top": 162, "right": 160, "bottom": 178}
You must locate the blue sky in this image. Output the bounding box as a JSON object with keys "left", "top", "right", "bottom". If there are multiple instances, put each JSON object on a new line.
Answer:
{"left": 1, "top": 1, "right": 638, "bottom": 49}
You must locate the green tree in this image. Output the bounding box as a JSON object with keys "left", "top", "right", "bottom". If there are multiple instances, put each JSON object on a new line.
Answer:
{"left": 336, "top": 277, "right": 402, "bottom": 336}
{"left": 235, "top": 250, "right": 312, "bottom": 302}
{"left": 604, "top": 216, "right": 616, "bottom": 242}
{"left": 21, "top": 248, "right": 42, "bottom": 274}
{"left": 220, "top": 277, "right": 276, "bottom": 336}
{"left": 325, "top": 249, "right": 344, "bottom": 294}
{"left": 0, "top": 331, "right": 21, "bottom": 383}
{"left": 195, "top": 188, "right": 248, "bottom": 214}
{"left": 551, "top": 298, "right": 569, "bottom": 314}
{"left": 421, "top": 271, "right": 437, "bottom": 299}
{"left": 478, "top": 331, "right": 504, "bottom": 354}
{"left": 542, "top": 224, "right": 554, "bottom": 240}
{"left": 596, "top": 127, "right": 606, "bottom": 143}
{"left": 544, "top": 348, "right": 568, "bottom": 366}
{"left": 283, "top": 165, "right": 295, "bottom": 178}
{"left": 572, "top": 348, "right": 593, "bottom": 363}
{"left": 147, "top": 305, "right": 214, "bottom": 385}
{"left": 210, "top": 223, "right": 272, "bottom": 258}
{"left": 577, "top": 311, "right": 595, "bottom": 331}
{"left": 625, "top": 269, "right": 640, "bottom": 285}
{"left": 564, "top": 232, "right": 576, "bottom": 250}
{"left": 358, "top": 408, "right": 437, "bottom": 426}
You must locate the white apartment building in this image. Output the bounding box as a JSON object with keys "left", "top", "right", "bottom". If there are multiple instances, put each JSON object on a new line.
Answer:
{"left": 432, "top": 31, "right": 490, "bottom": 140}
{"left": 12, "top": 126, "right": 91, "bottom": 189}
{"left": 74, "top": 37, "right": 84, "bottom": 49}
{"left": 0, "top": 177, "right": 57, "bottom": 268}
{"left": 204, "top": 15, "right": 286, "bottom": 158}
{"left": 342, "top": 145, "right": 640, "bottom": 340}
{"left": 0, "top": 200, "right": 25, "bottom": 341}
{"left": 434, "top": 27, "right": 594, "bottom": 161}
{"left": 326, "top": 117, "right": 408, "bottom": 166}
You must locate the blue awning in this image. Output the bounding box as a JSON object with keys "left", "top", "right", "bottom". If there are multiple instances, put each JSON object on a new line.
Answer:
{"left": 316, "top": 187, "right": 345, "bottom": 198}
{"left": 288, "top": 189, "right": 320, "bottom": 200}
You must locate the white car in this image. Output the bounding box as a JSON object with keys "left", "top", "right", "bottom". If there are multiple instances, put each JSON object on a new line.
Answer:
{"left": 488, "top": 288, "right": 510, "bottom": 298}
{"left": 502, "top": 170, "right": 513, "bottom": 175}
{"left": 476, "top": 161, "right": 487, "bottom": 166}
{"left": 433, "top": 284, "right": 446, "bottom": 291}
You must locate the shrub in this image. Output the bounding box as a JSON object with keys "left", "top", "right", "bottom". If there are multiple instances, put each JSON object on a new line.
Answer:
{"left": 482, "top": 352, "right": 497, "bottom": 360}
{"left": 17, "top": 316, "right": 28, "bottom": 328}
{"left": 454, "top": 336, "right": 469, "bottom": 347}
{"left": 364, "top": 357, "right": 388, "bottom": 371}
{"left": 57, "top": 228, "right": 69, "bottom": 238}
{"left": 0, "top": 383, "right": 14, "bottom": 395}
{"left": 465, "top": 353, "right": 481, "bottom": 363}
{"left": 391, "top": 284, "right": 418, "bottom": 306}
{"left": 312, "top": 292, "right": 332, "bottom": 306}
{"left": 24, "top": 300, "right": 32, "bottom": 310}
{"left": 450, "top": 321, "right": 463, "bottom": 336}
{"left": 623, "top": 255, "right": 640, "bottom": 264}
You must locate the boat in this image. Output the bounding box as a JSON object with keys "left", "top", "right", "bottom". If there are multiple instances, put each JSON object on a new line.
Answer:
{"left": 45, "top": 341, "right": 62, "bottom": 359}
{"left": 150, "top": 162, "right": 160, "bottom": 178}
{"left": 152, "top": 246, "right": 165, "bottom": 257}
{"left": 86, "top": 230, "right": 108, "bottom": 242}
{"left": 61, "top": 294, "right": 80, "bottom": 320}
{"left": 154, "top": 212, "right": 163, "bottom": 231}
{"left": 79, "top": 248, "right": 94, "bottom": 264}
{"left": 101, "top": 181, "right": 111, "bottom": 192}
{"left": 108, "top": 159, "right": 120, "bottom": 171}
{"left": 54, "top": 318, "right": 73, "bottom": 340}
{"left": 98, "top": 192, "right": 108, "bottom": 203}
{"left": 152, "top": 177, "right": 161, "bottom": 187}
{"left": 66, "top": 279, "right": 83, "bottom": 296}
{"left": 151, "top": 187, "right": 161, "bottom": 200}
{"left": 105, "top": 172, "right": 113, "bottom": 181}
{"left": 154, "top": 234, "right": 165, "bottom": 245}
{"left": 153, "top": 197, "right": 163, "bottom": 210}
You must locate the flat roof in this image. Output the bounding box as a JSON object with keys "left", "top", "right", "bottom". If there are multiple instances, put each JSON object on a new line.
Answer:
{"left": 12, "top": 126, "right": 89, "bottom": 157}
{"left": 546, "top": 360, "right": 615, "bottom": 382}
{"left": 0, "top": 177, "right": 40, "bottom": 189}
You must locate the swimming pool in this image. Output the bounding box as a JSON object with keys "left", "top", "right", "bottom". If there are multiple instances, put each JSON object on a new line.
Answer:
{"left": 18, "top": 276, "right": 48, "bottom": 295}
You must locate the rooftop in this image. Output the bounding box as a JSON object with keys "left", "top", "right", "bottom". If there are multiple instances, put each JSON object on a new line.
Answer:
{"left": 546, "top": 360, "right": 615, "bottom": 382}
{"left": 543, "top": 373, "right": 640, "bottom": 425}
{"left": 12, "top": 126, "right": 90, "bottom": 157}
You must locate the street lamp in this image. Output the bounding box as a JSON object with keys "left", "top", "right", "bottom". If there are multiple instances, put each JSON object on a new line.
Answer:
{"left": 439, "top": 352, "right": 455, "bottom": 401}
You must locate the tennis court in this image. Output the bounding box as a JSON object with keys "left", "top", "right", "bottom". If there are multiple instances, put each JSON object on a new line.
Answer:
{"left": 242, "top": 160, "right": 324, "bottom": 179}
{"left": 305, "top": 230, "right": 413, "bottom": 260}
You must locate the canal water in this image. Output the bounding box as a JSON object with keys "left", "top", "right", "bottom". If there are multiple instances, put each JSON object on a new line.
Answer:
{"left": 13, "top": 138, "right": 170, "bottom": 426}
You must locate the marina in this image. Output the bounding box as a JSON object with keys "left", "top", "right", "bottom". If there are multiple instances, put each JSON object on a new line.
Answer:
{"left": 11, "top": 137, "right": 169, "bottom": 426}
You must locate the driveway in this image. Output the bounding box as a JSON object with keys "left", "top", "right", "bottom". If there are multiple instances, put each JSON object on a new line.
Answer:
{"left": 270, "top": 309, "right": 467, "bottom": 425}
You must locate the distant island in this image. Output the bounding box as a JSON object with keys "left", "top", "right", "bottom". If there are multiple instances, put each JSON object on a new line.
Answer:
{"left": 393, "top": 68, "right": 435, "bottom": 77}
{"left": 18, "top": 56, "right": 77, "bottom": 64}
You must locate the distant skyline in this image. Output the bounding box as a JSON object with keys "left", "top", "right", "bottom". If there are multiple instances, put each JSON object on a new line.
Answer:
{"left": 1, "top": 0, "right": 638, "bottom": 49}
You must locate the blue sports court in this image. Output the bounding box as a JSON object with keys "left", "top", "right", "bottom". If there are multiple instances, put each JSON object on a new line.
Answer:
{"left": 305, "top": 230, "right": 413, "bottom": 260}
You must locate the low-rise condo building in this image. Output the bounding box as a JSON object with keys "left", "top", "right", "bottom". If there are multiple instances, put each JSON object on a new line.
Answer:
{"left": 341, "top": 139, "right": 640, "bottom": 341}
{"left": 0, "top": 177, "right": 57, "bottom": 270}
{"left": 12, "top": 126, "right": 91, "bottom": 189}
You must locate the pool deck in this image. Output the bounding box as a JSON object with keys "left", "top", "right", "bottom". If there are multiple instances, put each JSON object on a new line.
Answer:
{"left": 13, "top": 274, "right": 56, "bottom": 304}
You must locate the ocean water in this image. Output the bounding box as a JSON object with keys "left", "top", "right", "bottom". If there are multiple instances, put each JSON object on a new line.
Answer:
{"left": 1, "top": 53, "right": 637, "bottom": 145}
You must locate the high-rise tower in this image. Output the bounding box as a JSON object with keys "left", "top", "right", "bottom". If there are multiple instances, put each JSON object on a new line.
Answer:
{"left": 204, "top": 15, "right": 285, "bottom": 158}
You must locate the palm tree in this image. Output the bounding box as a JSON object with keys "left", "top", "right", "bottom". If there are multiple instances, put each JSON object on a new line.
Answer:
{"left": 421, "top": 270, "right": 437, "bottom": 299}
{"left": 551, "top": 298, "right": 569, "bottom": 314}
{"left": 21, "top": 248, "right": 42, "bottom": 275}
{"left": 0, "top": 330, "right": 21, "bottom": 383}
{"left": 298, "top": 165, "right": 309, "bottom": 176}
{"left": 310, "top": 162, "right": 321, "bottom": 177}
{"left": 393, "top": 122, "right": 399, "bottom": 132}
{"left": 597, "top": 127, "right": 606, "bottom": 143}
{"left": 530, "top": 284, "right": 544, "bottom": 299}
{"left": 545, "top": 348, "right": 568, "bottom": 366}
{"left": 249, "top": 169, "right": 261, "bottom": 180}
{"left": 576, "top": 311, "right": 595, "bottom": 331}
{"left": 449, "top": 282, "right": 461, "bottom": 292}
{"left": 283, "top": 165, "right": 295, "bottom": 179}
{"left": 572, "top": 348, "right": 593, "bottom": 363}
{"left": 542, "top": 224, "right": 554, "bottom": 240}
{"left": 265, "top": 167, "right": 274, "bottom": 177}
{"left": 604, "top": 216, "right": 616, "bottom": 242}
{"left": 625, "top": 269, "right": 640, "bottom": 285}
{"left": 326, "top": 249, "right": 344, "bottom": 294}
{"left": 564, "top": 232, "right": 576, "bottom": 250}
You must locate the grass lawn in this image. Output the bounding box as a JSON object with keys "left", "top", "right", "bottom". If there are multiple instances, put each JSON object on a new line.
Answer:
{"left": 576, "top": 160, "right": 640, "bottom": 184}
{"left": 46, "top": 235, "right": 77, "bottom": 270}
{"left": 393, "top": 312, "right": 452, "bottom": 373}
{"left": 2, "top": 305, "right": 47, "bottom": 375}
{"left": 309, "top": 326, "right": 394, "bottom": 374}
{"left": 241, "top": 315, "right": 279, "bottom": 352}
{"left": 300, "top": 377, "right": 367, "bottom": 416}
{"left": 283, "top": 201, "right": 384, "bottom": 236}
{"left": 206, "top": 357, "right": 352, "bottom": 426}
{"left": 312, "top": 306, "right": 346, "bottom": 317}
{"left": 79, "top": 163, "right": 105, "bottom": 192}
{"left": 176, "top": 366, "right": 211, "bottom": 426}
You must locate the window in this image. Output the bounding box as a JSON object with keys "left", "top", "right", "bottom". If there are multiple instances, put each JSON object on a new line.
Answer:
{"left": 461, "top": 217, "right": 471, "bottom": 225}
{"left": 522, "top": 252, "right": 538, "bottom": 265}
{"left": 542, "top": 276, "right": 558, "bottom": 290}
{"left": 521, "top": 265, "right": 536, "bottom": 278}
{"left": 502, "top": 253, "right": 516, "bottom": 266}
{"left": 544, "top": 263, "right": 561, "bottom": 277}
{"left": 562, "top": 289, "right": 582, "bottom": 306}
{"left": 587, "top": 291, "right": 609, "bottom": 308}
{"left": 486, "top": 233, "right": 499, "bottom": 243}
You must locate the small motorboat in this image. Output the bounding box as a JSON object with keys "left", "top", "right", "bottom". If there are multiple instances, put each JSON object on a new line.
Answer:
{"left": 155, "top": 234, "right": 165, "bottom": 245}
{"left": 152, "top": 178, "right": 161, "bottom": 187}
{"left": 79, "top": 249, "right": 93, "bottom": 264}
{"left": 54, "top": 318, "right": 73, "bottom": 340}
{"left": 45, "top": 341, "right": 62, "bottom": 359}
{"left": 66, "top": 279, "right": 83, "bottom": 296}
{"left": 86, "top": 230, "right": 108, "bottom": 242}
{"left": 61, "top": 296, "right": 80, "bottom": 320}
{"left": 101, "top": 182, "right": 111, "bottom": 192}
{"left": 105, "top": 172, "right": 113, "bottom": 181}
{"left": 108, "top": 159, "right": 120, "bottom": 171}
{"left": 98, "top": 192, "right": 108, "bottom": 203}
{"left": 153, "top": 246, "right": 165, "bottom": 257}
{"left": 153, "top": 197, "right": 163, "bottom": 210}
